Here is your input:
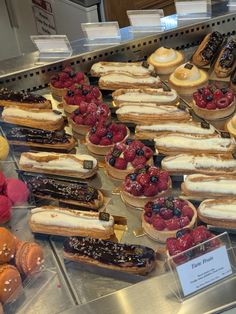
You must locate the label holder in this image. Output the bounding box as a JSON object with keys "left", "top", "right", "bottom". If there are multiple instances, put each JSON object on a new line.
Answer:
{"left": 167, "top": 232, "right": 236, "bottom": 301}
{"left": 127, "top": 10, "right": 165, "bottom": 33}
{"left": 31, "top": 35, "right": 72, "bottom": 60}
{"left": 175, "top": 0, "right": 212, "bottom": 20}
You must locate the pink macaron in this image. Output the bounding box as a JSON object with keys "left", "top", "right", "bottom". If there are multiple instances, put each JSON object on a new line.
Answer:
{"left": 4, "top": 178, "right": 29, "bottom": 205}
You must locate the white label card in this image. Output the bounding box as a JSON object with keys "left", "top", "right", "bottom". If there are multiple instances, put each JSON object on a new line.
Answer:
{"left": 31, "top": 35, "right": 72, "bottom": 53}
{"left": 176, "top": 245, "right": 232, "bottom": 296}
{"left": 127, "top": 10, "right": 164, "bottom": 27}
{"left": 175, "top": 0, "right": 210, "bottom": 15}
{"left": 81, "top": 22, "right": 120, "bottom": 40}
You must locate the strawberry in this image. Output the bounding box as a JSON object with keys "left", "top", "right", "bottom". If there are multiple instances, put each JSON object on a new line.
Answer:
{"left": 143, "top": 183, "right": 158, "bottom": 197}
{"left": 157, "top": 181, "right": 168, "bottom": 192}
{"left": 176, "top": 233, "right": 194, "bottom": 252}
{"left": 182, "top": 205, "right": 194, "bottom": 220}
{"left": 114, "top": 158, "right": 127, "bottom": 170}
{"left": 100, "top": 138, "right": 112, "bottom": 146}
{"left": 113, "top": 133, "right": 125, "bottom": 143}
{"left": 136, "top": 173, "right": 150, "bottom": 187}
{"left": 123, "top": 148, "right": 136, "bottom": 162}
{"left": 89, "top": 134, "right": 100, "bottom": 145}
{"left": 74, "top": 115, "right": 83, "bottom": 125}
{"left": 143, "top": 146, "right": 153, "bottom": 159}
{"left": 165, "top": 218, "right": 181, "bottom": 231}
{"left": 152, "top": 216, "right": 166, "bottom": 230}
{"left": 131, "top": 156, "right": 147, "bottom": 168}
{"left": 129, "top": 181, "right": 143, "bottom": 196}
{"left": 159, "top": 208, "right": 174, "bottom": 220}
{"left": 148, "top": 166, "right": 161, "bottom": 177}
{"left": 96, "top": 127, "right": 107, "bottom": 137}
{"left": 79, "top": 101, "right": 88, "bottom": 114}
{"left": 216, "top": 97, "right": 230, "bottom": 109}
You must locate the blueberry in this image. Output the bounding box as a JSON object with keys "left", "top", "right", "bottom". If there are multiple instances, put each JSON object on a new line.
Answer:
{"left": 151, "top": 203, "right": 161, "bottom": 213}
{"left": 126, "top": 139, "right": 133, "bottom": 145}
{"left": 109, "top": 157, "right": 116, "bottom": 166}
{"left": 67, "top": 90, "right": 74, "bottom": 96}
{"left": 74, "top": 108, "right": 80, "bottom": 115}
{"left": 136, "top": 149, "right": 144, "bottom": 156}
{"left": 106, "top": 132, "right": 113, "bottom": 139}
{"left": 185, "top": 250, "right": 194, "bottom": 259}
{"left": 173, "top": 207, "right": 181, "bottom": 217}
{"left": 176, "top": 228, "right": 191, "bottom": 238}
{"left": 129, "top": 173, "right": 137, "bottom": 181}
{"left": 206, "top": 95, "right": 213, "bottom": 101}
{"left": 69, "top": 71, "right": 76, "bottom": 78}
{"left": 221, "top": 87, "right": 228, "bottom": 94}
{"left": 150, "top": 176, "right": 158, "bottom": 183}
{"left": 82, "top": 90, "right": 89, "bottom": 96}
{"left": 91, "top": 127, "right": 96, "bottom": 134}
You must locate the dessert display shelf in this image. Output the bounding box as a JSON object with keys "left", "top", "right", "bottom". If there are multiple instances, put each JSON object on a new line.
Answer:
{"left": 0, "top": 3, "right": 236, "bottom": 314}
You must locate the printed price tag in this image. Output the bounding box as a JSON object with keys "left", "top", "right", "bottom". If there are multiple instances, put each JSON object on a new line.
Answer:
{"left": 127, "top": 10, "right": 164, "bottom": 28}
{"left": 81, "top": 22, "right": 121, "bottom": 44}
{"left": 176, "top": 245, "right": 232, "bottom": 296}
{"left": 175, "top": 0, "right": 211, "bottom": 19}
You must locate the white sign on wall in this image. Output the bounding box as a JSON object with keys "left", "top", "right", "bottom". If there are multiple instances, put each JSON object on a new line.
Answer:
{"left": 32, "top": 0, "right": 57, "bottom": 35}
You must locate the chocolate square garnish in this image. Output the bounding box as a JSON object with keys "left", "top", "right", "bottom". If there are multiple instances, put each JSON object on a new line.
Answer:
{"left": 163, "top": 85, "right": 171, "bottom": 92}
{"left": 232, "top": 149, "right": 236, "bottom": 159}
{"left": 112, "top": 149, "right": 121, "bottom": 158}
{"left": 142, "top": 61, "right": 149, "bottom": 68}
{"left": 83, "top": 160, "right": 94, "bottom": 169}
{"left": 99, "top": 212, "right": 110, "bottom": 221}
{"left": 184, "top": 63, "right": 193, "bottom": 70}
{"left": 201, "top": 121, "right": 210, "bottom": 129}
{"left": 53, "top": 110, "right": 62, "bottom": 115}
{"left": 221, "top": 131, "right": 231, "bottom": 138}
{"left": 150, "top": 71, "right": 158, "bottom": 77}
{"left": 177, "top": 103, "right": 186, "bottom": 111}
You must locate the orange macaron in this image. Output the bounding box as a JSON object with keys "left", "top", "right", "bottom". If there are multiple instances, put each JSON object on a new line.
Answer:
{"left": 0, "top": 264, "right": 22, "bottom": 304}
{"left": 0, "top": 228, "right": 17, "bottom": 264}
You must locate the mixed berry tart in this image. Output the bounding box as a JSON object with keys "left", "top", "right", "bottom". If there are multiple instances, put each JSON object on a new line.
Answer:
{"left": 50, "top": 66, "right": 90, "bottom": 99}
{"left": 69, "top": 102, "right": 110, "bottom": 136}
{"left": 120, "top": 165, "right": 171, "bottom": 208}
{"left": 192, "top": 85, "right": 235, "bottom": 120}
{"left": 105, "top": 140, "right": 153, "bottom": 180}
{"left": 86, "top": 121, "right": 129, "bottom": 156}
{"left": 166, "top": 226, "right": 220, "bottom": 265}
{"left": 63, "top": 84, "right": 102, "bottom": 114}
{"left": 142, "top": 197, "right": 197, "bottom": 243}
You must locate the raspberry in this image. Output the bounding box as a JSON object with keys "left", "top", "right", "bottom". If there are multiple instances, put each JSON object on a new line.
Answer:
{"left": 92, "top": 87, "right": 101, "bottom": 98}
{"left": 114, "top": 158, "right": 127, "bottom": 170}
{"left": 131, "top": 156, "right": 147, "bottom": 168}
{"left": 74, "top": 95, "right": 84, "bottom": 105}
{"left": 65, "top": 96, "right": 75, "bottom": 105}
{"left": 165, "top": 218, "right": 181, "bottom": 231}
{"left": 58, "top": 72, "right": 69, "bottom": 81}
{"left": 173, "top": 199, "right": 185, "bottom": 209}
{"left": 87, "top": 102, "right": 98, "bottom": 113}
{"left": 143, "top": 184, "right": 158, "bottom": 197}
{"left": 84, "top": 114, "right": 97, "bottom": 126}
{"left": 148, "top": 166, "right": 161, "bottom": 177}
{"left": 79, "top": 101, "right": 88, "bottom": 114}
{"left": 100, "top": 138, "right": 112, "bottom": 146}
{"left": 144, "top": 201, "right": 153, "bottom": 213}
{"left": 130, "top": 140, "right": 144, "bottom": 150}
{"left": 109, "top": 123, "right": 119, "bottom": 132}
{"left": 196, "top": 99, "right": 207, "bottom": 108}
{"left": 159, "top": 171, "right": 169, "bottom": 181}
{"left": 157, "top": 197, "right": 165, "bottom": 206}
{"left": 113, "top": 133, "right": 125, "bottom": 143}
{"left": 143, "top": 146, "right": 153, "bottom": 159}
{"left": 226, "top": 91, "right": 234, "bottom": 103}
{"left": 152, "top": 216, "right": 166, "bottom": 230}
{"left": 123, "top": 148, "right": 136, "bottom": 162}
{"left": 63, "top": 80, "right": 74, "bottom": 88}
{"left": 158, "top": 181, "right": 168, "bottom": 192}
{"left": 192, "top": 226, "right": 211, "bottom": 244}
{"left": 115, "top": 143, "right": 126, "bottom": 152}
{"left": 96, "top": 127, "right": 107, "bottom": 137}
{"left": 203, "top": 88, "right": 212, "bottom": 97}
{"left": 136, "top": 173, "right": 150, "bottom": 187}
{"left": 193, "top": 91, "right": 200, "bottom": 102}
{"left": 118, "top": 124, "right": 127, "bottom": 136}
{"left": 206, "top": 101, "right": 217, "bottom": 110}
{"left": 74, "top": 115, "right": 83, "bottom": 125}
{"left": 89, "top": 134, "right": 100, "bottom": 145}
{"left": 176, "top": 233, "right": 194, "bottom": 252}
{"left": 144, "top": 212, "right": 152, "bottom": 224}
{"left": 75, "top": 72, "right": 84, "bottom": 82}
{"left": 166, "top": 238, "right": 180, "bottom": 256}
{"left": 52, "top": 81, "right": 64, "bottom": 88}
{"left": 213, "top": 89, "right": 224, "bottom": 100}
{"left": 216, "top": 97, "right": 230, "bottom": 109}
{"left": 99, "top": 103, "right": 110, "bottom": 116}
{"left": 63, "top": 66, "right": 74, "bottom": 73}
{"left": 159, "top": 208, "right": 174, "bottom": 220}
{"left": 130, "top": 182, "right": 143, "bottom": 196}
{"left": 179, "top": 216, "right": 190, "bottom": 228}
{"left": 182, "top": 205, "right": 194, "bottom": 220}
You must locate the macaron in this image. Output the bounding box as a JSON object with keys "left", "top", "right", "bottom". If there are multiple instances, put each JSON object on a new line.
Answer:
{"left": 15, "top": 241, "right": 44, "bottom": 276}
{"left": 4, "top": 178, "right": 29, "bottom": 205}
{"left": 0, "top": 264, "right": 22, "bottom": 304}
{"left": 0, "top": 228, "right": 17, "bottom": 264}
{"left": 0, "top": 196, "right": 12, "bottom": 224}
{"left": 0, "top": 137, "right": 9, "bottom": 161}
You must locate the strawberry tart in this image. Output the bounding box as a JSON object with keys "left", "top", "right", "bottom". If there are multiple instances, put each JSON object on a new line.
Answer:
{"left": 69, "top": 102, "right": 110, "bottom": 136}
{"left": 50, "top": 66, "right": 89, "bottom": 99}
{"left": 192, "top": 85, "right": 235, "bottom": 120}
{"left": 86, "top": 121, "right": 129, "bottom": 155}
{"left": 63, "top": 84, "right": 102, "bottom": 115}
{"left": 142, "top": 197, "right": 197, "bottom": 243}
{"left": 105, "top": 140, "right": 153, "bottom": 180}
{"left": 120, "top": 165, "right": 171, "bottom": 208}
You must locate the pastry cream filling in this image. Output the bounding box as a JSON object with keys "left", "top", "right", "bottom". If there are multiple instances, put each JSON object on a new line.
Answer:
{"left": 20, "top": 153, "right": 97, "bottom": 172}
{"left": 185, "top": 174, "right": 236, "bottom": 194}
{"left": 155, "top": 135, "right": 233, "bottom": 151}
{"left": 137, "top": 123, "right": 215, "bottom": 134}
{"left": 115, "top": 89, "right": 177, "bottom": 103}
{"left": 199, "top": 202, "right": 236, "bottom": 219}
{"left": 31, "top": 207, "right": 114, "bottom": 229}
{"left": 162, "top": 154, "right": 236, "bottom": 170}
{"left": 117, "top": 105, "right": 184, "bottom": 115}
{"left": 100, "top": 73, "right": 160, "bottom": 84}
{"left": 152, "top": 47, "right": 177, "bottom": 63}
{"left": 92, "top": 62, "right": 154, "bottom": 76}
{"left": 2, "top": 108, "right": 61, "bottom": 121}
{"left": 169, "top": 63, "right": 208, "bottom": 86}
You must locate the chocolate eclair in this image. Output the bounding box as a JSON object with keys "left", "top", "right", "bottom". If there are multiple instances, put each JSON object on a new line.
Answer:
{"left": 214, "top": 39, "right": 236, "bottom": 78}
{"left": 0, "top": 88, "right": 51, "bottom": 109}
{"left": 230, "top": 66, "right": 236, "bottom": 92}
{"left": 26, "top": 176, "right": 104, "bottom": 210}
{"left": 5, "top": 127, "right": 76, "bottom": 151}
{"left": 63, "top": 236, "right": 156, "bottom": 275}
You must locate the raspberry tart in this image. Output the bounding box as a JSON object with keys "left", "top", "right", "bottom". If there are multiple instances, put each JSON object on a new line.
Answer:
{"left": 69, "top": 102, "right": 110, "bottom": 136}
{"left": 105, "top": 140, "right": 153, "bottom": 180}
{"left": 192, "top": 85, "right": 235, "bottom": 120}
{"left": 50, "top": 66, "right": 89, "bottom": 99}
{"left": 120, "top": 165, "right": 171, "bottom": 208}
{"left": 63, "top": 84, "right": 102, "bottom": 115}
{"left": 86, "top": 121, "right": 129, "bottom": 156}
{"left": 142, "top": 197, "right": 197, "bottom": 243}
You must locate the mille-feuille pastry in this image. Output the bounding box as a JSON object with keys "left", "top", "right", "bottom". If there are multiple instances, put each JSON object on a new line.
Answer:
{"left": 29, "top": 206, "right": 114, "bottom": 239}
{"left": 2, "top": 107, "right": 64, "bottom": 131}
{"left": 26, "top": 176, "right": 104, "bottom": 210}
{"left": 169, "top": 63, "right": 208, "bottom": 95}
{"left": 5, "top": 127, "right": 76, "bottom": 152}
{"left": 155, "top": 133, "right": 235, "bottom": 155}
{"left": 230, "top": 66, "right": 236, "bottom": 92}
{"left": 214, "top": 39, "right": 236, "bottom": 78}
{"left": 162, "top": 153, "right": 236, "bottom": 175}
{"left": 192, "top": 31, "right": 224, "bottom": 67}
{"left": 116, "top": 105, "right": 190, "bottom": 125}
{"left": 182, "top": 174, "right": 236, "bottom": 198}
{"left": 90, "top": 61, "right": 155, "bottom": 77}
{"left": 135, "top": 121, "right": 216, "bottom": 139}
{"left": 148, "top": 47, "right": 184, "bottom": 74}
{"left": 64, "top": 236, "right": 156, "bottom": 275}
{"left": 0, "top": 88, "right": 52, "bottom": 109}
{"left": 112, "top": 87, "right": 178, "bottom": 107}
{"left": 98, "top": 73, "right": 161, "bottom": 90}
{"left": 19, "top": 152, "right": 97, "bottom": 179}
{"left": 198, "top": 198, "right": 236, "bottom": 228}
